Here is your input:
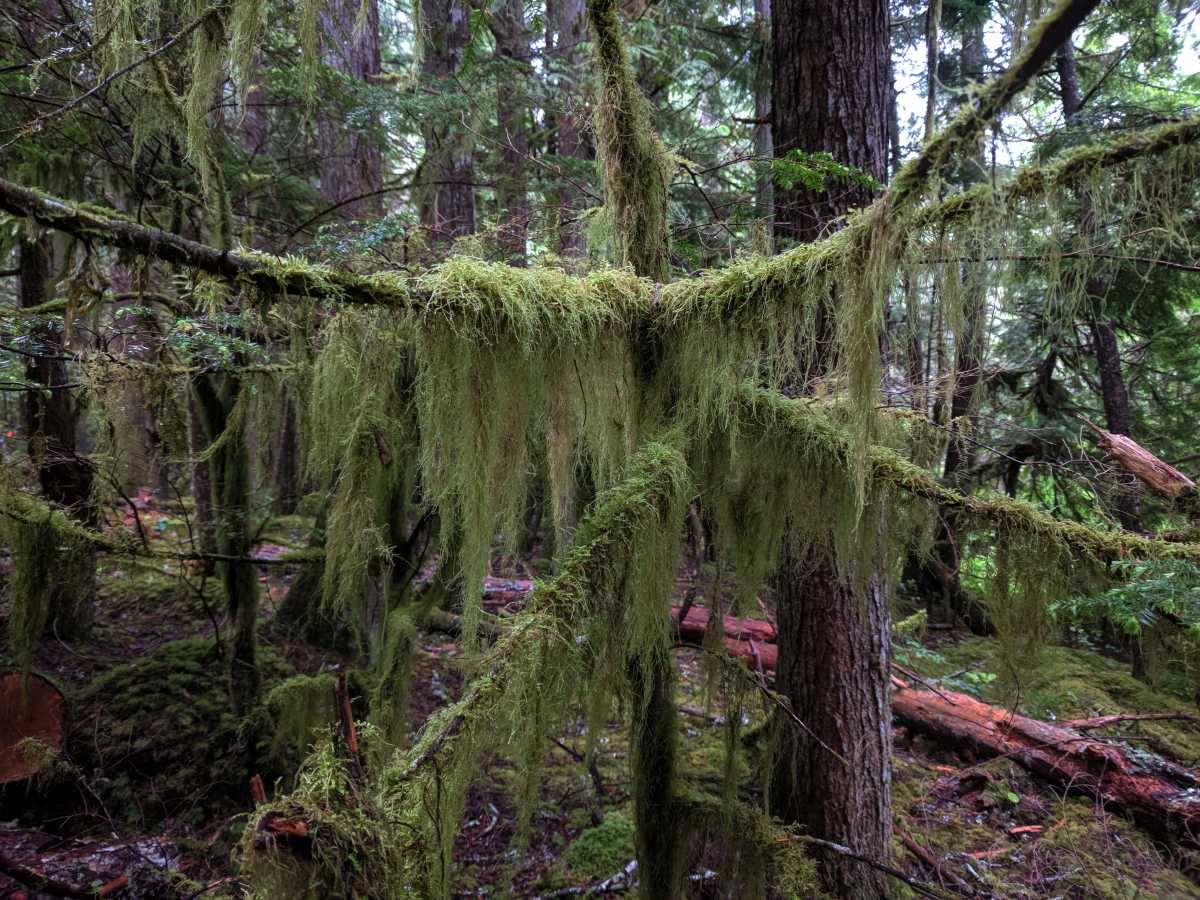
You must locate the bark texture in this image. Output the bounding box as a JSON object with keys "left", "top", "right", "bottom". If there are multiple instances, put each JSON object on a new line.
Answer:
{"left": 771, "top": 0, "right": 889, "bottom": 245}
{"left": 420, "top": 0, "right": 477, "bottom": 245}
{"left": 769, "top": 555, "right": 892, "bottom": 898}
{"left": 318, "top": 0, "right": 383, "bottom": 220}
{"left": 768, "top": 1, "right": 892, "bottom": 894}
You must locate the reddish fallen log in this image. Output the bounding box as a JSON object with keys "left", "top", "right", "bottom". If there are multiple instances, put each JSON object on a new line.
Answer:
{"left": 670, "top": 604, "right": 777, "bottom": 643}
{"left": 671, "top": 605, "right": 778, "bottom": 672}
{"left": 691, "top": 609, "right": 1200, "bottom": 844}
{"left": 892, "top": 682, "right": 1200, "bottom": 844}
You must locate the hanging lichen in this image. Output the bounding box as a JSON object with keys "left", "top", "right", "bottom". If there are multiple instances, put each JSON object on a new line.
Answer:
{"left": 587, "top": 0, "right": 674, "bottom": 281}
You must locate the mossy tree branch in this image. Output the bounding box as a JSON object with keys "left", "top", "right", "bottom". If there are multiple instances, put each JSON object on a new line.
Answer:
{"left": 737, "top": 386, "right": 1200, "bottom": 565}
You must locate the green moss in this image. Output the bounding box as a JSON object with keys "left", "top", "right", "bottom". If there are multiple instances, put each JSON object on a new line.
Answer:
{"left": 564, "top": 811, "right": 636, "bottom": 880}
{"left": 72, "top": 638, "right": 293, "bottom": 829}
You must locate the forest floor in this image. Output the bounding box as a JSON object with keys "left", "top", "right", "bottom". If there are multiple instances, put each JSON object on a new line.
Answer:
{"left": 2, "top": 499, "right": 1200, "bottom": 898}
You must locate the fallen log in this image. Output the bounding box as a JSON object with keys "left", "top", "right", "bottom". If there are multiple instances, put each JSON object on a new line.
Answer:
{"left": 670, "top": 605, "right": 776, "bottom": 643}
{"left": 696, "top": 611, "right": 1200, "bottom": 844}
{"left": 891, "top": 682, "right": 1200, "bottom": 845}
{"left": 1062, "top": 711, "right": 1200, "bottom": 730}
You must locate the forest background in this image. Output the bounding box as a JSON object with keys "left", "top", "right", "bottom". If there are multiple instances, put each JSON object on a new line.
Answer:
{"left": 2, "top": 0, "right": 1200, "bottom": 897}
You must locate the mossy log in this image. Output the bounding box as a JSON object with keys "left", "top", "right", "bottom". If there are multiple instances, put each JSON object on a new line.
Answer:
{"left": 708, "top": 625, "right": 1200, "bottom": 845}
{"left": 890, "top": 679, "right": 1200, "bottom": 846}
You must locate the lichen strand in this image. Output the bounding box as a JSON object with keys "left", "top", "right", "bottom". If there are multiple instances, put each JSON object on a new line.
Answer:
{"left": 587, "top": 0, "right": 674, "bottom": 281}
{"left": 245, "top": 437, "right": 692, "bottom": 898}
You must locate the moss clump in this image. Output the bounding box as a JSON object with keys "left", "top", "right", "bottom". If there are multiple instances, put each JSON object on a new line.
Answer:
{"left": 72, "top": 638, "right": 293, "bottom": 828}
{"left": 564, "top": 811, "right": 636, "bottom": 880}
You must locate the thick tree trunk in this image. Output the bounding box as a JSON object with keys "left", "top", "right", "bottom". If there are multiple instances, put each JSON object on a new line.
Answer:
{"left": 318, "top": 0, "right": 383, "bottom": 220}
{"left": 18, "top": 237, "right": 95, "bottom": 640}
{"left": 771, "top": 0, "right": 889, "bottom": 247}
{"left": 492, "top": 0, "right": 530, "bottom": 265}
{"left": 769, "top": 548, "right": 891, "bottom": 898}
{"left": 420, "top": 0, "right": 477, "bottom": 246}
{"left": 769, "top": 1, "right": 892, "bottom": 894}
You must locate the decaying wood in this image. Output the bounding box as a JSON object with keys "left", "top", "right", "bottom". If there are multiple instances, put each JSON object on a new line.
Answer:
{"left": 0, "top": 849, "right": 102, "bottom": 899}
{"left": 891, "top": 683, "right": 1200, "bottom": 844}
{"left": 250, "top": 774, "right": 268, "bottom": 805}
{"left": 671, "top": 604, "right": 777, "bottom": 643}
{"left": 693, "top": 609, "right": 1200, "bottom": 844}
{"left": 0, "top": 670, "right": 66, "bottom": 784}
{"left": 1062, "top": 711, "right": 1200, "bottom": 730}
{"left": 1087, "top": 422, "right": 1197, "bottom": 501}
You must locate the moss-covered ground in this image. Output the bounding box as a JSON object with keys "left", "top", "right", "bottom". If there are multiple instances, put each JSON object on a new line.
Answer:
{"left": 4, "top": 507, "right": 1200, "bottom": 897}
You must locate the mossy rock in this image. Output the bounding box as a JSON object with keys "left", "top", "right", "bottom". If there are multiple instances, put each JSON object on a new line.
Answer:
{"left": 69, "top": 638, "right": 294, "bottom": 829}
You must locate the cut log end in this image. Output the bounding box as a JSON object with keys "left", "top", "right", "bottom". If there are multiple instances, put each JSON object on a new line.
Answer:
{"left": 0, "top": 671, "right": 66, "bottom": 784}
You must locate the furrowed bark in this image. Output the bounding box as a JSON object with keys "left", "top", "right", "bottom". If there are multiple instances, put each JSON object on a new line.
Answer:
{"left": 769, "top": 0, "right": 892, "bottom": 891}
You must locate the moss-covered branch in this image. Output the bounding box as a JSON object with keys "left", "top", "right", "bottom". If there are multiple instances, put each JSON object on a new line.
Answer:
{"left": 0, "top": 484, "right": 322, "bottom": 566}
{"left": 890, "top": 0, "right": 1101, "bottom": 207}
{"left": 737, "top": 387, "right": 1200, "bottom": 565}
{"left": 587, "top": 0, "right": 674, "bottom": 281}
{"left": 245, "top": 437, "right": 692, "bottom": 897}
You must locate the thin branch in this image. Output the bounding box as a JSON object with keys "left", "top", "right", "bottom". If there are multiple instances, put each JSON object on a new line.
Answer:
{"left": 2, "top": 7, "right": 218, "bottom": 150}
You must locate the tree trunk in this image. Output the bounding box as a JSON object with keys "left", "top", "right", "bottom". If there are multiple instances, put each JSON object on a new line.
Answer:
{"left": 318, "top": 0, "right": 383, "bottom": 220}
{"left": 18, "top": 237, "right": 95, "bottom": 640}
{"left": 272, "top": 385, "right": 300, "bottom": 516}
{"left": 420, "top": 0, "right": 477, "bottom": 247}
{"left": 548, "top": 0, "right": 590, "bottom": 256}
{"left": 769, "top": 548, "right": 891, "bottom": 898}
{"left": 769, "top": 2, "right": 892, "bottom": 894}
{"left": 187, "top": 393, "right": 219, "bottom": 574}
{"left": 771, "top": 0, "right": 889, "bottom": 247}
{"left": 193, "top": 375, "right": 261, "bottom": 721}
{"left": 491, "top": 0, "right": 530, "bottom": 265}
{"left": 752, "top": 0, "right": 773, "bottom": 249}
